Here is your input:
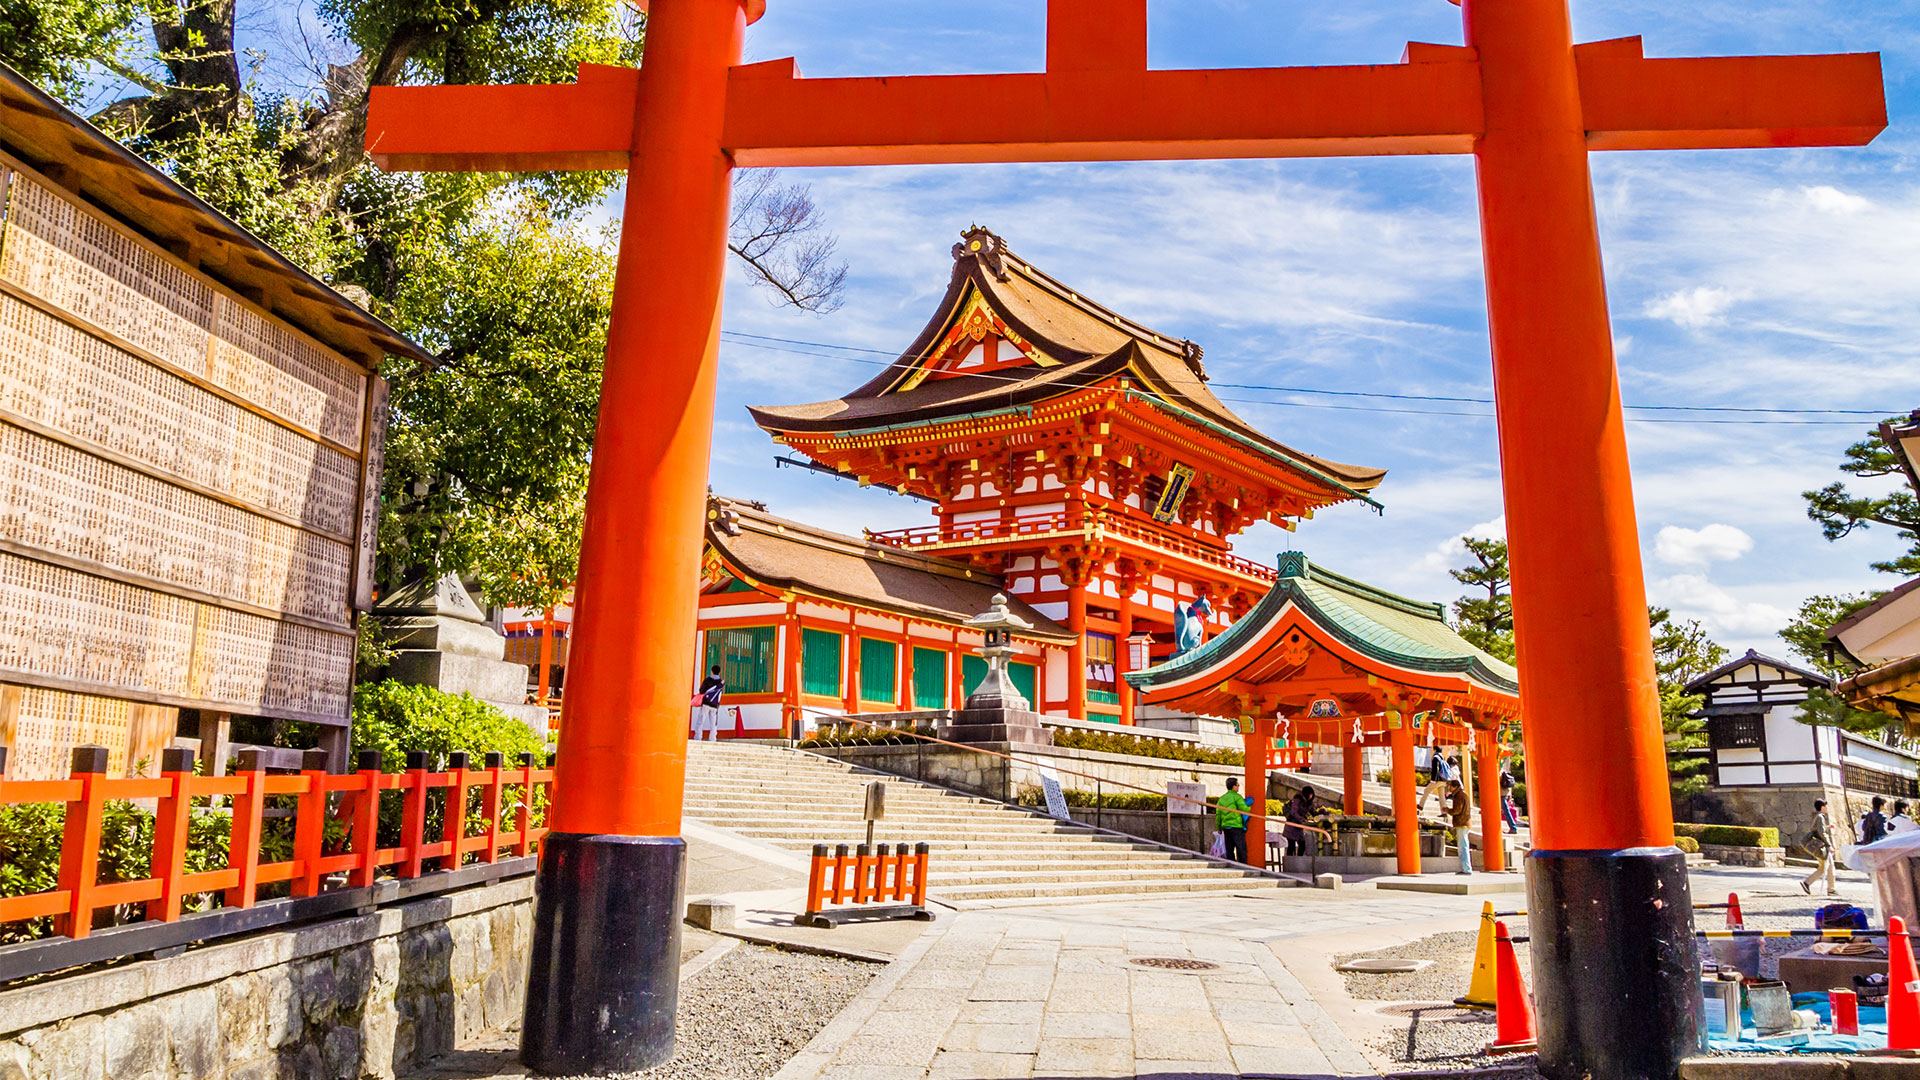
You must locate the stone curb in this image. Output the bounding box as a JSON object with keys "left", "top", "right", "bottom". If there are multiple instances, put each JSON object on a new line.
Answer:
{"left": 1252, "top": 940, "right": 1381, "bottom": 1078}
{"left": 0, "top": 877, "right": 533, "bottom": 1037}
{"left": 1680, "top": 1055, "right": 1920, "bottom": 1079}
{"left": 766, "top": 905, "right": 961, "bottom": 1080}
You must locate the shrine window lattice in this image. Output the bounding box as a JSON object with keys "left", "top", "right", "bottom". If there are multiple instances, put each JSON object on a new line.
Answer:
{"left": 1708, "top": 713, "right": 1764, "bottom": 751}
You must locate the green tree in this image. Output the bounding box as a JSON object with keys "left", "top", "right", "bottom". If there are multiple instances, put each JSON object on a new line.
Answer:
{"left": 1, "top": 0, "right": 845, "bottom": 610}
{"left": 1803, "top": 420, "right": 1920, "bottom": 577}
{"left": 1449, "top": 535, "right": 1515, "bottom": 663}
{"left": 1780, "top": 593, "right": 1896, "bottom": 738}
{"left": 1649, "top": 607, "right": 1726, "bottom": 796}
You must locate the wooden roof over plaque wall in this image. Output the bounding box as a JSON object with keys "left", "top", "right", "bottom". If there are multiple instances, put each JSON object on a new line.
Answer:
{"left": 747, "top": 227, "right": 1386, "bottom": 506}
{"left": 703, "top": 495, "right": 1076, "bottom": 644}
{"left": 1124, "top": 552, "right": 1520, "bottom": 727}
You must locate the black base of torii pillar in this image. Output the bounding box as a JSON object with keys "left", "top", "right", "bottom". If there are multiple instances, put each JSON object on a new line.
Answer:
{"left": 1528, "top": 848, "right": 1703, "bottom": 1078}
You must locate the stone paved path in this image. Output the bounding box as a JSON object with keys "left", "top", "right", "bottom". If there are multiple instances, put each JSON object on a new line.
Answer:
{"left": 774, "top": 888, "right": 1492, "bottom": 1079}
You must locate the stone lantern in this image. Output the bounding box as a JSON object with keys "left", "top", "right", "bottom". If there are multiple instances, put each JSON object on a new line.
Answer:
{"left": 964, "top": 593, "right": 1032, "bottom": 711}
{"left": 945, "top": 593, "right": 1053, "bottom": 747}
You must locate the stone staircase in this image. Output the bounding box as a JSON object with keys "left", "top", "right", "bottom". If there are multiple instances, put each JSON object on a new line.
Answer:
{"left": 682, "top": 742, "right": 1291, "bottom": 909}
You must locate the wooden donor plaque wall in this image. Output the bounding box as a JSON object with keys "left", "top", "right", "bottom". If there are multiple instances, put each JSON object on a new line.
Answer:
{"left": 0, "top": 156, "right": 386, "bottom": 778}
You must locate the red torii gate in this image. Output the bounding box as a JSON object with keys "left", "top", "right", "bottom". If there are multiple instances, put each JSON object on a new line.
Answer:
{"left": 366, "top": 3, "right": 1885, "bottom": 1077}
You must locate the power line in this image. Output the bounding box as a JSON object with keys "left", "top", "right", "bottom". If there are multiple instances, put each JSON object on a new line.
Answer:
{"left": 716, "top": 330, "right": 1886, "bottom": 425}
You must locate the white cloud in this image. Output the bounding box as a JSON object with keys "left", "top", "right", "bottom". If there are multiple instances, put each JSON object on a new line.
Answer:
{"left": 1417, "top": 514, "right": 1508, "bottom": 573}
{"left": 1644, "top": 286, "right": 1738, "bottom": 329}
{"left": 1803, "top": 185, "right": 1871, "bottom": 215}
{"left": 1649, "top": 574, "right": 1791, "bottom": 639}
{"left": 1654, "top": 523, "right": 1754, "bottom": 567}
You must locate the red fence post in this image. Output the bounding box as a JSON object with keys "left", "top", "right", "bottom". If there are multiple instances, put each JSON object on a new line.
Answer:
{"left": 150, "top": 746, "right": 195, "bottom": 921}
{"left": 912, "top": 842, "right": 929, "bottom": 906}
{"left": 832, "top": 844, "right": 852, "bottom": 905}
{"left": 805, "top": 844, "right": 829, "bottom": 914}
{"left": 349, "top": 750, "right": 381, "bottom": 888}
{"left": 225, "top": 749, "right": 268, "bottom": 910}
{"left": 480, "top": 751, "right": 503, "bottom": 865}
{"left": 442, "top": 751, "right": 470, "bottom": 872}
{"left": 399, "top": 752, "right": 432, "bottom": 879}
{"left": 514, "top": 752, "right": 535, "bottom": 858}
{"left": 56, "top": 745, "right": 110, "bottom": 939}
{"left": 292, "top": 748, "right": 331, "bottom": 898}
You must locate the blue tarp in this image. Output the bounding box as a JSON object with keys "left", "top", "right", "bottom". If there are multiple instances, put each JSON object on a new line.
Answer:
{"left": 1706, "top": 993, "right": 1889, "bottom": 1053}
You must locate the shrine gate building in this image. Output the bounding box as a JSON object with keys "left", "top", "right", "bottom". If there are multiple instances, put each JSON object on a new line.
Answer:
{"left": 736, "top": 228, "right": 1386, "bottom": 730}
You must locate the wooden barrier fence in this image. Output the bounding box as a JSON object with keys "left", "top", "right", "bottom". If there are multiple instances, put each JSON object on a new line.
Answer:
{"left": 801, "top": 842, "right": 930, "bottom": 927}
{"left": 0, "top": 742, "right": 553, "bottom": 950}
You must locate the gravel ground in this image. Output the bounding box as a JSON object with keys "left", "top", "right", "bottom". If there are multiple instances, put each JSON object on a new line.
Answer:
{"left": 1336, "top": 880, "right": 1880, "bottom": 1071}
{"left": 632, "top": 944, "right": 879, "bottom": 1079}
{"left": 406, "top": 942, "right": 880, "bottom": 1079}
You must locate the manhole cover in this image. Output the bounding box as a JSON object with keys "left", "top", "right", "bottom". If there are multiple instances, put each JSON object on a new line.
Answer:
{"left": 1336, "top": 958, "right": 1434, "bottom": 974}
{"left": 1129, "top": 957, "right": 1221, "bottom": 972}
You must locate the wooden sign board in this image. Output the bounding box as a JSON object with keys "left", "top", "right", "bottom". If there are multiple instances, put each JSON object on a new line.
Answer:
{"left": 0, "top": 156, "right": 386, "bottom": 777}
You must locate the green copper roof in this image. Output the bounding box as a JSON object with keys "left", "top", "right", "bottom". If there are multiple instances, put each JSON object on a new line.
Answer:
{"left": 1125, "top": 552, "right": 1520, "bottom": 695}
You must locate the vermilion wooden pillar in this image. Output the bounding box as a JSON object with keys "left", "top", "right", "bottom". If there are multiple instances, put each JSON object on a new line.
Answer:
{"left": 1342, "top": 739, "right": 1364, "bottom": 817}
{"left": 1389, "top": 719, "right": 1419, "bottom": 876}
{"left": 1466, "top": 0, "right": 1700, "bottom": 1071}
{"left": 516, "top": 1, "right": 747, "bottom": 1073}
{"left": 1476, "top": 726, "right": 1504, "bottom": 873}
{"left": 1240, "top": 718, "right": 1272, "bottom": 868}
{"left": 1067, "top": 586, "right": 1088, "bottom": 719}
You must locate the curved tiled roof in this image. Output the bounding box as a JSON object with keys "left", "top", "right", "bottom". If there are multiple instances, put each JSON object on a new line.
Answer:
{"left": 1126, "top": 551, "right": 1518, "bottom": 696}
{"left": 747, "top": 227, "right": 1385, "bottom": 494}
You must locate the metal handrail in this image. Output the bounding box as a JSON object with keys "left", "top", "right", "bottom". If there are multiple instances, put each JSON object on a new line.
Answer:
{"left": 800, "top": 710, "right": 1332, "bottom": 869}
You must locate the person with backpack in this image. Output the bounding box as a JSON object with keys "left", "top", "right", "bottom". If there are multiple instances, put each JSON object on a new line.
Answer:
{"left": 1802, "top": 799, "right": 1839, "bottom": 896}
{"left": 1859, "top": 796, "right": 1889, "bottom": 846}
{"left": 1417, "top": 750, "right": 1452, "bottom": 815}
{"left": 1217, "top": 777, "right": 1251, "bottom": 865}
{"left": 1498, "top": 766, "right": 1520, "bottom": 834}
{"left": 692, "top": 665, "right": 725, "bottom": 741}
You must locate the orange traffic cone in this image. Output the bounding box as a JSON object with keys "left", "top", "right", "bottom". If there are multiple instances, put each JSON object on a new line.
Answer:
{"left": 1725, "top": 892, "right": 1743, "bottom": 930}
{"left": 1456, "top": 901, "right": 1498, "bottom": 1010}
{"left": 1890, "top": 915, "right": 1920, "bottom": 1050}
{"left": 1488, "top": 919, "right": 1538, "bottom": 1054}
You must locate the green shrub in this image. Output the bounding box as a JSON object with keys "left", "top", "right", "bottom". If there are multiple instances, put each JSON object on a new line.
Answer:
{"left": 1673, "top": 823, "right": 1779, "bottom": 848}
{"left": 1016, "top": 788, "right": 1171, "bottom": 812}
{"left": 798, "top": 725, "right": 936, "bottom": 750}
{"left": 1674, "top": 836, "right": 1700, "bottom": 854}
{"left": 1047, "top": 728, "right": 1244, "bottom": 766}
{"left": 351, "top": 681, "right": 550, "bottom": 848}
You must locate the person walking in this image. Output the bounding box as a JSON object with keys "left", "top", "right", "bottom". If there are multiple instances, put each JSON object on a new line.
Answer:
{"left": 1283, "top": 787, "right": 1317, "bottom": 857}
{"left": 1217, "top": 777, "right": 1251, "bottom": 865}
{"left": 1890, "top": 800, "right": 1917, "bottom": 836}
{"left": 1417, "top": 750, "right": 1452, "bottom": 815}
{"left": 693, "top": 665, "right": 725, "bottom": 741}
{"left": 1444, "top": 779, "right": 1474, "bottom": 875}
{"left": 1802, "top": 799, "right": 1839, "bottom": 896}
{"left": 1860, "top": 796, "right": 1889, "bottom": 846}
{"left": 1498, "top": 766, "right": 1520, "bottom": 834}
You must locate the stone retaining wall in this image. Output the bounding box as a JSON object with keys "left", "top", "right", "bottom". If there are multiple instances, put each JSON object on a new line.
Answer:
{"left": 1699, "top": 843, "right": 1787, "bottom": 868}
{"left": 810, "top": 741, "right": 1242, "bottom": 805}
{"left": 0, "top": 876, "right": 534, "bottom": 1080}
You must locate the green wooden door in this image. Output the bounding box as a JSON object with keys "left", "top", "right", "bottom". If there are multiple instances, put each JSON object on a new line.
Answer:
{"left": 859, "top": 638, "right": 897, "bottom": 703}
{"left": 703, "top": 626, "right": 775, "bottom": 693}
{"left": 912, "top": 648, "right": 946, "bottom": 709}
{"left": 961, "top": 655, "right": 987, "bottom": 699}
{"left": 801, "top": 629, "right": 842, "bottom": 697}
{"left": 1009, "top": 661, "right": 1037, "bottom": 706}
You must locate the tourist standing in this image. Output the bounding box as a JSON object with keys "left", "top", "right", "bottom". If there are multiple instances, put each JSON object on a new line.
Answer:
{"left": 693, "top": 665, "right": 725, "bottom": 741}
{"left": 1860, "top": 796, "right": 1889, "bottom": 846}
{"left": 1801, "top": 799, "right": 1839, "bottom": 896}
{"left": 1498, "top": 766, "right": 1520, "bottom": 834}
{"left": 1217, "top": 777, "right": 1251, "bottom": 865}
{"left": 1890, "top": 801, "right": 1917, "bottom": 836}
{"left": 1445, "top": 779, "right": 1474, "bottom": 875}
{"left": 1283, "top": 787, "right": 1316, "bottom": 857}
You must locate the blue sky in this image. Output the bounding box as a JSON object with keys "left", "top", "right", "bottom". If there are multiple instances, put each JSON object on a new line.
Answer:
{"left": 682, "top": 0, "right": 1920, "bottom": 657}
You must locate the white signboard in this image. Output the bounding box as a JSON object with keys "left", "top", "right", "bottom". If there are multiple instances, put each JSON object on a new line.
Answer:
{"left": 1168, "top": 781, "right": 1207, "bottom": 816}
{"left": 1039, "top": 767, "right": 1071, "bottom": 820}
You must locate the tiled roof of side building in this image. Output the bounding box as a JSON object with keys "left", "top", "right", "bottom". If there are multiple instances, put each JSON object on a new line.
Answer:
{"left": 746, "top": 227, "right": 1386, "bottom": 494}
{"left": 1126, "top": 551, "right": 1519, "bottom": 696}
{"left": 704, "top": 495, "right": 1076, "bottom": 644}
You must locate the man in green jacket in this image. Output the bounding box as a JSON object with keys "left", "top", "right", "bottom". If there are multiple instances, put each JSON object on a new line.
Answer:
{"left": 1217, "top": 777, "right": 1251, "bottom": 865}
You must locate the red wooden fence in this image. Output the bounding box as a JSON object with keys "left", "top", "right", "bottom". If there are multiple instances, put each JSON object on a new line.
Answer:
{"left": 0, "top": 744, "right": 554, "bottom": 942}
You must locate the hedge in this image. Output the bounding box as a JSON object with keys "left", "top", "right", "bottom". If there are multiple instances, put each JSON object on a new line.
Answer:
{"left": 1674, "top": 823, "right": 1779, "bottom": 848}
{"left": 1049, "top": 728, "right": 1244, "bottom": 766}
{"left": 1015, "top": 790, "right": 1289, "bottom": 816}
{"left": 1674, "top": 836, "right": 1701, "bottom": 854}
{"left": 799, "top": 726, "right": 937, "bottom": 749}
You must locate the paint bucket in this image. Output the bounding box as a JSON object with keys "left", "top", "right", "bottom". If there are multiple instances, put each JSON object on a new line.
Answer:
{"left": 1831, "top": 988, "right": 1859, "bottom": 1035}
{"left": 1708, "top": 936, "right": 1762, "bottom": 978}
{"left": 1748, "top": 980, "right": 1794, "bottom": 1034}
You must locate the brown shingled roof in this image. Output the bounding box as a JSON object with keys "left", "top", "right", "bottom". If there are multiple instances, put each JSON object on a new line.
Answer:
{"left": 747, "top": 227, "right": 1385, "bottom": 493}
{"left": 705, "top": 495, "right": 1076, "bottom": 643}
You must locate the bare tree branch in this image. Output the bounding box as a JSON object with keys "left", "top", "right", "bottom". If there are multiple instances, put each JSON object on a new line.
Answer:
{"left": 728, "top": 169, "right": 847, "bottom": 313}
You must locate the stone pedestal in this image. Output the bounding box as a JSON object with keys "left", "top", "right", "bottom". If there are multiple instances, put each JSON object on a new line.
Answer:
{"left": 376, "top": 576, "right": 549, "bottom": 739}
{"left": 942, "top": 707, "right": 1054, "bottom": 747}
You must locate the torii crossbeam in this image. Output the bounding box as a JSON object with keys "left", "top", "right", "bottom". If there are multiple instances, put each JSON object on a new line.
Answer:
{"left": 366, "top": 3, "right": 1885, "bottom": 1077}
